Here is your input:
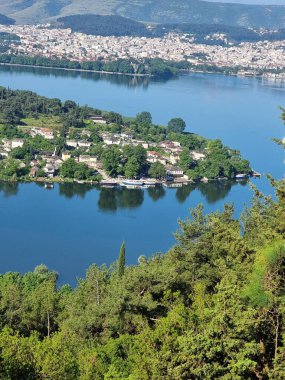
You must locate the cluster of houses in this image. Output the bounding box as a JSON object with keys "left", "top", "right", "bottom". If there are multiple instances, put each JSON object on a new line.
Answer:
{"left": 0, "top": 121, "right": 207, "bottom": 181}
{"left": 99, "top": 131, "right": 206, "bottom": 180}
{"left": 30, "top": 127, "right": 54, "bottom": 140}
{"left": 0, "top": 138, "right": 25, "bottom": 158}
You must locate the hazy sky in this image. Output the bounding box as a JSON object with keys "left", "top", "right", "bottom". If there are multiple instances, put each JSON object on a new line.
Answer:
{"left": 206, "top": 0, "right": 285, "bottom": 4}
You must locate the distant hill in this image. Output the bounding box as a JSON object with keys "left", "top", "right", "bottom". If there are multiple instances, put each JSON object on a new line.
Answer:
{"left": 0, "top": 13, "right": 14, "bottom": 25}
{"left": 153, "top": 23, "right": 285, "bottom": 44}
{"left": 57, "top": 15, "right": 150, "bottom": 37}
{"left": 56, "top": 15, "right": 285, "bottom": 45}
{"left": 1, "top": 0, "right": 285, "bottom": 29}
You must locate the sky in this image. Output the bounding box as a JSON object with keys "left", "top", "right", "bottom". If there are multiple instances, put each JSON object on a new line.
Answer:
{"left": 206, "top": 0, "right": 285, "bottom": 4}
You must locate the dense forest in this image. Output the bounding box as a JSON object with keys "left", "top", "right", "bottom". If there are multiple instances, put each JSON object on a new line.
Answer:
{"left": 0, "top": 103, "right": 284, "bottom": 378}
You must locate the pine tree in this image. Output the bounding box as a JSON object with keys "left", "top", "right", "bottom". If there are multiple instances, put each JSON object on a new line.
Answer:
{"left": 118, "top": 241, "right": 126, "bottom": 277}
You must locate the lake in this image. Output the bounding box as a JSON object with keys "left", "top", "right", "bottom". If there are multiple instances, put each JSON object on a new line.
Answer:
{"left": 0, "top": 65, "right": 284, "bottom": 285}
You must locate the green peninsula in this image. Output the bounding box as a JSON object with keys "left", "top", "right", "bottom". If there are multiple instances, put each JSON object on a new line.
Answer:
{"left": 0, "top": 87, "right": 252, "bottom": 184}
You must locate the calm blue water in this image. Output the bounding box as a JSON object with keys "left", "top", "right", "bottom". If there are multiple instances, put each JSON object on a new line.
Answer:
{"left": 0, "top": 66, "right": 284, "bottom": 285}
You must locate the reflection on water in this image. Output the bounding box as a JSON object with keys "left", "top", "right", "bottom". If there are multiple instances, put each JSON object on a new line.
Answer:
{"left": 58, "top": 182, "right": 94, "bottom": 199}
{"left": 0, "top": 64, "right": 173, "bottom": 89}
{"left": 197, "top": 180, "right": 247, "bottom": 204}
{"left": 0, "top": 180, "right": 246, "bottom": 207}
{"left": 98, "top": 187, "right": 144, "bottom": 211}
{"left": 0, "top": 181, "right": 19, "bottom": 197}
{"left": 147, "top": 185, "right": 166, "bottom": 201}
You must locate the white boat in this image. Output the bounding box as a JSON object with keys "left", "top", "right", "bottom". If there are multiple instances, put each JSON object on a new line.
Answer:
{"left": 122, "top": 180, "right": 144, "bottom": 187}
{"left": 235, "top": 173, "right": 247, "bottom": 179}
{"left": 252, "top": 170, "right": 261, "bottom": 177}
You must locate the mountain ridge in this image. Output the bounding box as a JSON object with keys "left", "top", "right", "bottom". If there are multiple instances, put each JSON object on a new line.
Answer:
{"left": 1, "top": 0, "right": 285, "bottom": 29}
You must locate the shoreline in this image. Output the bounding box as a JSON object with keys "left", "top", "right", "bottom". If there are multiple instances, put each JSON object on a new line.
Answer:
{"left": 0, "top": 62, "right": 153, "bottom": 77}
{"left": 0, "top": 176, "right": 252, "bottom": 187}
{"left": 1, "top": 61, "right": 285, "bottom": 82}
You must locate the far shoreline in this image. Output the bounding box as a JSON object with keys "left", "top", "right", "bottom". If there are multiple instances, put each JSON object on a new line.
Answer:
{"left": 1, "top": 61, "right": 285, "bottom": 82}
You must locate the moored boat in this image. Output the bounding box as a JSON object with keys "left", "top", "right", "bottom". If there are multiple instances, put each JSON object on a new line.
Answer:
{"left": 235, "top": 173, "right": 248, "bottom": 179}
{"left": 100, "top": 180, "right": 118, "bottom": 188}
{"left": 252, "top": 170, "right": 261, "bottom": 177}
{"left": 122, "top": 180, "right": 144, "bottom": 187}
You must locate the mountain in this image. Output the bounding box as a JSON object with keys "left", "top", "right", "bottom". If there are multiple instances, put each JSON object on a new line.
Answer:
{"left": 1, "top": 0, "right": 285, "bottom": 29}
{"left": 56, "top": 15, "right": 285, "bottom": 45}
{"left": 57, "top": 15, "right": 150, "bottom": 37}
{"left": 0, "top": 13, "right": 14, "bottom": 25}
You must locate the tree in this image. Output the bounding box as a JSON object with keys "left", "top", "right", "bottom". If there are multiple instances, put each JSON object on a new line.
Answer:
{"left": 59, "top": 158, "right": 78, "bottom": 178}
{"left": 179, "top": 148, "right": 193, "bottom": 171}
{"left": 59, "top": 158, "right": 91, "bottom": 179}
{"left": 136, "top": 112, "right": 152, "bottom": 126}
{"left": 0, "top": 158, "right": 22, "bottom": 178}
{"left": 105, "top": 111, "right": 123, "bottom": 125}
{"left": 167, "top": 118, "right": 186, "bottom": 133}
{"left": 148, "top": 162, "right": 166, "bottom": 179}
{"left": 102, "top": 147, "right": 121, "bottom": 177}
{"left": 124, "top": 156, "right": 140, "bottom": 178}
{"left": 118, "top": 242, "right": 126, "bottom": 277}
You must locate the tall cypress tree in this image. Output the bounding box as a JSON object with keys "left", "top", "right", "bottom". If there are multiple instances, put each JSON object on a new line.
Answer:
{"left": 118, "top": 241, "right": 126, "bottom": 277}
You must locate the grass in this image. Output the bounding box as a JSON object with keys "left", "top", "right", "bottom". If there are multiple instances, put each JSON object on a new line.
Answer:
{"left": 20, "top": 115, "right": 63, "bottom": 129}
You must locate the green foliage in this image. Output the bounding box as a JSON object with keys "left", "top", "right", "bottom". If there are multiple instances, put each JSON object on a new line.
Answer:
{"left": 135, "top": 111, "right": 152, "bottom": 126}
{"left": 167, "top": 117, "right": 186, "bottom": 133}
{"left": 123, "top": 145, "right": 147, "bottom": 178}
{"left": 0, "top": 158, "right": 27, "bottom": 179}
{"left": 148, "top": 161, "right": 166, "bottom": 179}
{"left": 118, "top": 242, "right": 126, "bottom": 277}
{"left": 59, "top": 158, "right": 93, "bottom": 180}
{"left": 102, "top": 147, "right": 121, "bottom": 177}
{"left": 179, "top": 148, "right": 193, "bottom": 171}
{"left": 244, "top": 241, "right": 285, "bottom": 307}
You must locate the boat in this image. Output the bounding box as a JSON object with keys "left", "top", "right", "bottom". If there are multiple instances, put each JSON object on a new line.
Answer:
{"left": 235, "top": 173, "right": 247, "bottom": 179}
{"left": 252, "top": 170, "right": 261, "bottom": 177}
{"left": 100, "top": 180, "right": 118, "bottom": 188}
{"left": 122, "top": 180, "right": 144, "bottom": 187}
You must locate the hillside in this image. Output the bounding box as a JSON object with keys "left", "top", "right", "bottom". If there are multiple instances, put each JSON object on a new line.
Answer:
{"left": 57, "top": 14, "right": 150, "bottom": 37}
{"left": 56, "top": 15, "right": 285, "bottom": 44}
{"left": 0, "top": 13, "right": 14, "bottom": 25}
{"left": 1, "top": 0, "right": 285, "bottom": 29}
